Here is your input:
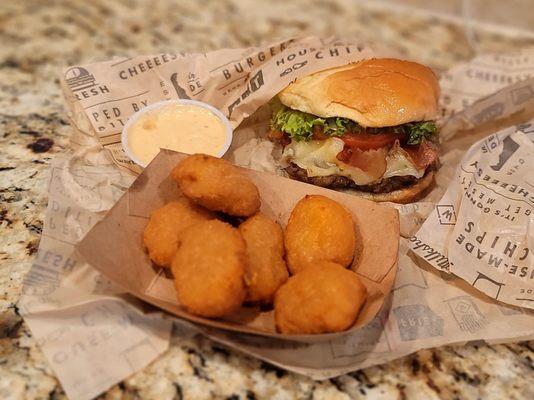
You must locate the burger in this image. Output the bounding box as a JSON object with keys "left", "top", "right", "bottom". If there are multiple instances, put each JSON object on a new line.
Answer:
{"left": 269, "top": 58, "right": 440, "bottom": 203}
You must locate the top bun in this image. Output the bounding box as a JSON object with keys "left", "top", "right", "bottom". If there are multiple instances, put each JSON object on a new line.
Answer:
{"left": 278, "top": 58, "right": 440, "bottom": 128}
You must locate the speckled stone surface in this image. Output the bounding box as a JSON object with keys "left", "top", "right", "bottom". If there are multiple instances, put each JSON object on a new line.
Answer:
{"left": 0, "top": 1, "right": 533, "bottom": 399}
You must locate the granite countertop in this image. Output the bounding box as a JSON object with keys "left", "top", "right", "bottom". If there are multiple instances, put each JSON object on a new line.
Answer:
{"left": 1, "top": 1, "right": 533, "bottom": 399}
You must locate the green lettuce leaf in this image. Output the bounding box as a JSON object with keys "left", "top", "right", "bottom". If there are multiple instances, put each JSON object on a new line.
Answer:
{"left": 270, "top": 105, "right": 358, "bottom": 141}
{"left": 403, "top": 121, "right": 437, "bottom": 145}
{"left": 271, "top": 104, "right": 437, "bottom": 144}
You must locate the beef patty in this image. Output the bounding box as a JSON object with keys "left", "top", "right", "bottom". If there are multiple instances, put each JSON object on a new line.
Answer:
{"left": 285, "top": 162, "right": 422, "bottom": 193}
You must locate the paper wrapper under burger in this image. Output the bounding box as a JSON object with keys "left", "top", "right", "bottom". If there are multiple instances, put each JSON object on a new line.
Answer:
{"left": 76, "top": 150, "right": 400, "bottom": 342}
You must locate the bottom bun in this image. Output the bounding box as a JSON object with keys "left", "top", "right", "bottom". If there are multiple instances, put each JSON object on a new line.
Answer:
{"left": 345, "top": 171, "right": 435, "bottom": 204}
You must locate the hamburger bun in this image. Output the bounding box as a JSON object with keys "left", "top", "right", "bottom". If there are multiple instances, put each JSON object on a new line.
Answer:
{"left": 278, "top": 58, "right": 440, "bottom": 128}
{"left": 346, "top": 171, "right": 435, "bottom": 204}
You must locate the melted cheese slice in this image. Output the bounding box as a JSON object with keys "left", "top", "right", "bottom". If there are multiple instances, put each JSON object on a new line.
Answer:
{"left": 282, "top": 138, "right": 345, "bottom": 177}
{"left": 282, "top": 138, "right": 424, "bottom": 185}
{"left": 383, "top": 146, "right": 425, "bottom": 179}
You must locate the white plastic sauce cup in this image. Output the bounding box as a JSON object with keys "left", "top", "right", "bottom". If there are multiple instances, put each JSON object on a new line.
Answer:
{"left": 121, "top": 99, "right": 234, "bottom": 168}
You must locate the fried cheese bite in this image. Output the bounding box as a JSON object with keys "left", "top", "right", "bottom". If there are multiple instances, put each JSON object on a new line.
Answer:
{"left": 238, "top": 213, "right": 288, "bottom": 304}
{"left": 171, "top": 220, "right": 247, "bottom": 318}
{"left": 171, "top": 154, "right": 261, "bottom": 217}
{"left": 274, "top": 261, "right": 367, "bottom": 334}
{"left": 284, "top": 195, "right": 356, "bottom": 274}
{"left": 143, "top": 199, "right": 214, "bottom": 267}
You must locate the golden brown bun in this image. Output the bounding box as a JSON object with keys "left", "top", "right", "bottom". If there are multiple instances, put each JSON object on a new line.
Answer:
{"left": 279, "top": 58, "right": 440, "bottom": 127}
{"left": 347, "top": 171, "right": 435, "bottom": 204}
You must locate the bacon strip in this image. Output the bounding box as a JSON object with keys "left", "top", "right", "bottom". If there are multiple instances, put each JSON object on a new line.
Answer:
{"left": 337, "top": 147, "right": 387, "bottom": 179}
{"left": 268, "top": 130, "right": 291, "bottom": 146}
{"left": 404, "top": 140, "right": 439, "bottom": 169}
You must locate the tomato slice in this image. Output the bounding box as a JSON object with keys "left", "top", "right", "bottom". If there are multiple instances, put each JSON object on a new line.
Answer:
{"left": 342, "top": 132, "right": 405, "bottom": 150}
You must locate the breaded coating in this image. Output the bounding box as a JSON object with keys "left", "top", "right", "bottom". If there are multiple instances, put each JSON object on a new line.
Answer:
{"left": 171, "top": 154, "right": 260, "bottom": 217}
{"left": 274, "top": 261, "right": 367, "bottom": 334}
{"left": 172, "top": 220, "right": 247, "bottom": 318}
{"left": 238, "top": 213, "right": 288, "bottom": 304}
{"left": 284, "top": 195, "right": 356, "bottom": 274}
{"left": 143, "top": 199, "right": 213, "bottom": 267}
